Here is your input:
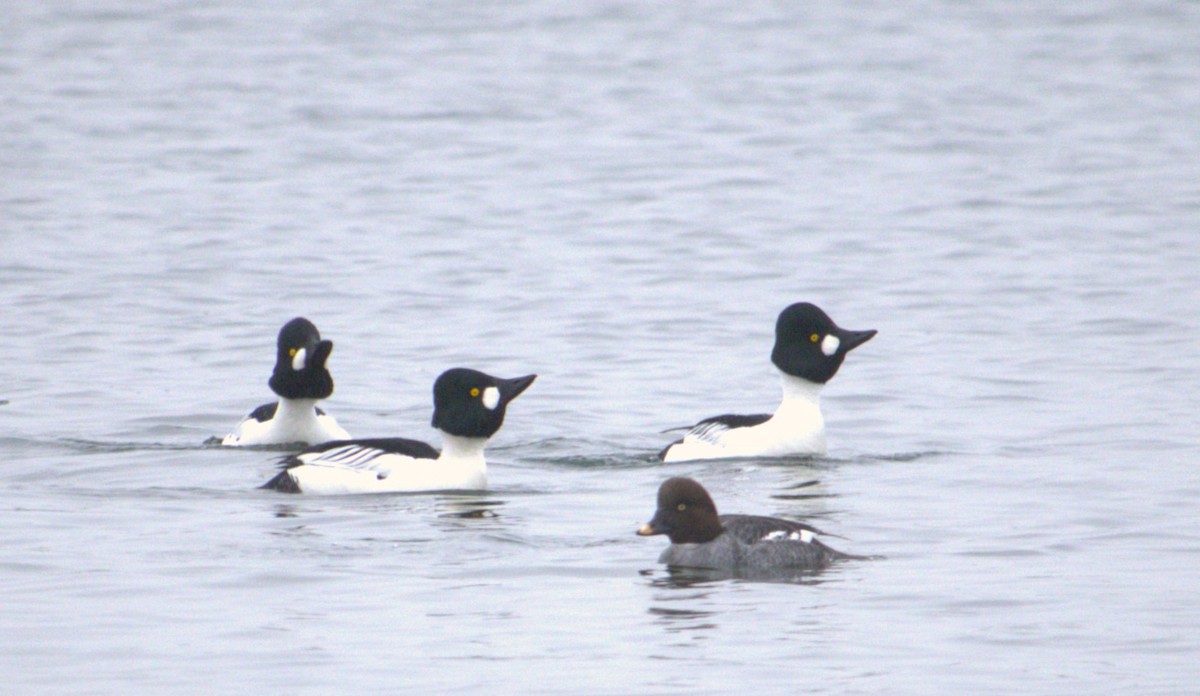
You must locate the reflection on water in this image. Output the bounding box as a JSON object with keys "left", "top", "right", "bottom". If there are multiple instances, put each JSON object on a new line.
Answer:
{"left": 641, "top": 569, "right": 725, "bottom": 634}
{"left": 436, "top": 496, "right": 506, "bottom": 520}
{"left": 643, "top": 564, "right": 833, "bottom": 638}
{"left": 647, "top": 604, "right": 721, "bottom": 634}
{"left": 767, "top": 478, "right": 829, "bottom": 501}
{"left": 642, "top": 564, "right": 835, "bottom": 589}
{"left": 200, "top": 435, "right": 303, "bottom": 451}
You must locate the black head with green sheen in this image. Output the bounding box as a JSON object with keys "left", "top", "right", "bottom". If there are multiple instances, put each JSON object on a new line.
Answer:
{"left": 770, "top": 302, "right": 876, "bottom": 384}
{"left": 268, "top": 317, "right": 335, "bottom": 400}
{"left": 431, "top": 368, "right": 537, "bottom": 439}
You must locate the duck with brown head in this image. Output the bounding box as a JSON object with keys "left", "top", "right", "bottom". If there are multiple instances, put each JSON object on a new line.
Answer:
{"left": 637, "top": 477, "right": 857, "bottom": 573}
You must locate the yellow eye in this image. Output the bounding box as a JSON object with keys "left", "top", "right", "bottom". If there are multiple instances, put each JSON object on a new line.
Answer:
{"left": 677, "top": 503, "right": 687, "bottom": 512}
{"left": 288, "top": 348, "right": 298, "bottom": 356}
{"left": 470, "top": 387, "right": 481, "bottom": 397}
{"left": 810, "top": 334, "right": 820, "bottom": 343}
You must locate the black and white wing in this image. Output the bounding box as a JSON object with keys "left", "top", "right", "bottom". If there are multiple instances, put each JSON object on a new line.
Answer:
{"left": 262, "top": 437, "right": 439, "bottom": 491}
{"left": 719, "top": 514, "right": 828, "bottom": 545}
{"left": 246, "top": 401, "right": 279, "bottom": 423}
{"left": 723, "top": 514, "right": 861, "bottom": 567}
{"left": 659, "top": 413, "right": 771, "bottom": 459}
{"left": 739, "top": 533, "right": 848, "bottom": 569}
{"left": 685, "top": 413, "right": 772, "bottom": 443}
{"left": 221, "top": 402, "right": 281, "bottom": 446}
{"left": 244, "top": 401, "right": 329, "bottom": 422}
{"left": 290, "top": 438, "right": 438, "bottom": 469}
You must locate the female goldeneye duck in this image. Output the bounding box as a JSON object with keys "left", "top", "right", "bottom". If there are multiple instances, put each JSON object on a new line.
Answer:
{"left": 262, "top": 367, "right": 536, "bottom": 494}
{"left": 660, "top": 302, "right": 876, "bottom": 462}
{"left": 221, "top": 317, "right": 350, "bottom": 447}
{"left": 636, "top": 477, "right": 855, "bottom": 572}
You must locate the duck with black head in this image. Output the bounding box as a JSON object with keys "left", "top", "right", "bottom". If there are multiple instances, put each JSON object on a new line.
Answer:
{"left": 660, "top": 303, "right": 876, "bottom": 461}
{"left": 222, "top": 317, "right": 350, "bottom": 447}
{"left": 262, "top": 368, "right": 535, "bottom": 494}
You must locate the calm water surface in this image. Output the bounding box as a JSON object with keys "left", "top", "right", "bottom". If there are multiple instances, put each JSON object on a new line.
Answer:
{"left": 2, "top": 2, "right": 1199, "bottom": 694}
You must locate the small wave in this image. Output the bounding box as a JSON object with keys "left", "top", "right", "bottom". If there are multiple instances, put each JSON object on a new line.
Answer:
{"left": 519, "top": 452, "right": 659, "bottom": 470}
{"left": 836, "top": 450, "right": 954, "bottom": 464}
{"left": 57, "top": 437, "right": 257, "bottom": 454}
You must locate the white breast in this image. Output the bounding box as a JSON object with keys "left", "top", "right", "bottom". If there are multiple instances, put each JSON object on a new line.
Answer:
{"left": 222, "top": 398, "right": 350, "bottom": 446}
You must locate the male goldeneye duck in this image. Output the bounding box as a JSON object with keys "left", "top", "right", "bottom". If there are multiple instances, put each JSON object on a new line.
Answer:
{"left": 262, "top": 367, "right": 536, "bottom": 494}
{"left": 660, "top": 302, "right": 876, "bottom": 462}
{"left": 636, "top": 477, "right": 854, "bottom": 572}
{"left": 221, "top": 317, "right": 350, "bottom": 447}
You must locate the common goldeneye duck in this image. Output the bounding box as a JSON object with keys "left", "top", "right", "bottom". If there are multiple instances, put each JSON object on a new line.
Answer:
{"left": 221, "top": 317, "right": 350, "bottom": 447}
{"left": 262, "top": 368, "right": 536, "bottom": 494}
{"left": 660, "top": 302, "right": 876, "bottom": 462}
{"left": 636, "top": 477, "right": 854, "bottom": 572}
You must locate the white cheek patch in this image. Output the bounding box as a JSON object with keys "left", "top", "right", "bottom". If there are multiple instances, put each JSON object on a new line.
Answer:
{"left": 820, "top": 334, "right": 840, "bottom": 357}
{"left": 292, "top": 347, "right": 308, "bottom": 371}
{"left": 481, "top": 386, "right": 500, "bottom": 410}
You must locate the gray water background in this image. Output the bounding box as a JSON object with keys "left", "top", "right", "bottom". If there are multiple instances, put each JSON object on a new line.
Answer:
{"left": 2, "top": 2, "right": 1199, "bottom": 693}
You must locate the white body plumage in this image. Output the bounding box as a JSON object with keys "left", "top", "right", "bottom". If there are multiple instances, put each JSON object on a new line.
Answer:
{"left": 280, "top": 435, "right": 488, "bottom": 494}
{"left": 662, "top": 374, "right": 826, "bottom": 462}
{"left": 222, "top": 398, "right": 350, "bottom": 446}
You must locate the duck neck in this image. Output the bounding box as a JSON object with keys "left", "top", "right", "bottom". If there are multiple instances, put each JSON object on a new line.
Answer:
{"left": 275, "top": 397, "right": 319, "bottom": 422}
{"left": 776, "top": 372, "right": 823, "bottom": 415}
{"left": 438, "top": 433, "right": 489, "bottom": 461}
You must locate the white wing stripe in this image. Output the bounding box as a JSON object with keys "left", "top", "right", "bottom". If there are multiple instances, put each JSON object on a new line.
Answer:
{"left": 303, "top": 445, "right": 388, "bottom": 469}
{"left": 688, "top": 421, "right": 733, "bottom": 445}
{"left": 761, "top": 529, "right": 815, "bottom": 544}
